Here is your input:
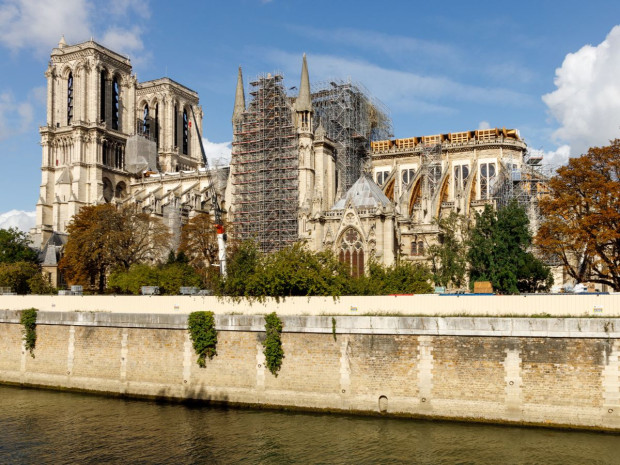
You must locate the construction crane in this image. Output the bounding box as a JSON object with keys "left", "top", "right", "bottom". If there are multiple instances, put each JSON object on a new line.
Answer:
{"left": 190, "top": 107, "right": 227, "bottom": 277}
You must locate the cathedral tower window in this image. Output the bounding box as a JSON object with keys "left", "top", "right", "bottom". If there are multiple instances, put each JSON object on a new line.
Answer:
{"left": 338, "top": 228, "right": 365, "bottom": 278}
{"left": 454, "top": 164, "right": 469, "bottom": 192}
{"left": 154, "top": 103, "right": 159, "bottom": 145}
{"left": 142, "top": 104, "right": 149, "bottom": 137}
{"left": 182, "top": 108, "right": 189, "bottom": 155}
{"left": 67, "top": 72, "right": 74, "bottom": 125}
{"left": 99, "top": 70, "right": 106, "bottom": 122}
{"left": 112, "top": 77, "right": 120, "bottom": 130}
{"left": 174, "top": 105, "right": 178, "bottom": 147}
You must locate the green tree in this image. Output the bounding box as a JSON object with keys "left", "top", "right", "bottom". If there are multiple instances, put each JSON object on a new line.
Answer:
{"left": 427, "top": 213, "right": 468, "bottom": 289}
{"left": 0, "top": 228, "right": 38, "bottom": 264}
{"left": 60, "top": 204, "right": 170, "bottom": 293}
{"left": 351, "top": 260, "right": 433, "bottom": 295}
{"left": 108, "top": 262, "right": 202, "bottom": 295}
{"left": 468, "top": 201, "right": 552, "bottom": 294}
{"left": 0, "top": 261, "right": 41, "bottom": 294}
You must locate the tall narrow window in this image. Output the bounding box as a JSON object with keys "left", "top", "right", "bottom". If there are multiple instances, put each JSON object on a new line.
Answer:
{"left": 67, "top": 72, "right": 74, "bottom": 125}
{"left": 143, "top": 104, "right": 149, "bottom": 137}
{"left": 429, "top": 165, "right": 442, "bottom": 196}
{"left": 480, "top": 162, "right": 496, "bottom": 199}
{"left": 155, "top": 103, "right": 159, "bottom": 145}
{"left": 112, "top": 77, "right": 120, "bottom": 130}
{"left": 338, "top": 228, "right": 365, "bottom": 278}
{"left": 174, "top": 105, "right": 178, "bottom": 147}
{"left": 401, "top": 168, "right": 415, "bottom": 186}
{"left": 182, "top": 109, "right": 189, "bottom": 155}
{"left": 100, "top": 70, "right": 106, "bottom": 122}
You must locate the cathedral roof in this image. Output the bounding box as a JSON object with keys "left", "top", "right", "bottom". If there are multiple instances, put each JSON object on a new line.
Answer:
{"left": 331, "top": 174, "right": 391, "bottom": 210}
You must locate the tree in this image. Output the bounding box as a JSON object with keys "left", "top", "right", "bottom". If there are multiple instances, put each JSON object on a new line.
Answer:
{"left": 537, "top": 140, "right": 620, "bottom": 291}
{"left": 0, "top": 228, "right": 38, "bottom": 264}
{"left": 59, "top": 204, "right": 171, "bottom": 293}
{"left": 108, "top": 262, "right": 202, "bottom": 295}
{"left": 0, "top": 261, "right": 54, "bottom": 294}
{"left": 469, "top": 201, "right": 552, "bottom": 294}
{"left": 427, "top": 213, "right": 468, "bottom": 290}
{"left": 351, "top": 260, "right": 433, "bottom": 295}
{"left": 179, "top": 213, "right": 232, "bottom": 291}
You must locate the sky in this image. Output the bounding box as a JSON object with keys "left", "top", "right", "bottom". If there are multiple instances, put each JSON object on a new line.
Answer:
{"left": 2, "top": 0, "right": 620, "bottom": 230}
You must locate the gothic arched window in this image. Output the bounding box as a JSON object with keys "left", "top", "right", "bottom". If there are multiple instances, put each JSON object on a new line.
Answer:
{"left": 174, "top": 104, "right": 178, "bottom": 147}
{"left": 338, "top": 228, "right": 364, "bottom": 278}
{"left": 100, "top": 70, "right": 106, "bottom": 122}
{"left": 112, "top": 77, "right": 120, "bottom": 130}
{"left": 143, "top": 104, "right": 149, "bottom": 136}
{"left": 67, "top": 72, "right": 74, "bottom": 125}
{"left": 182, "top": 108, "right": 189, "bottom": 155}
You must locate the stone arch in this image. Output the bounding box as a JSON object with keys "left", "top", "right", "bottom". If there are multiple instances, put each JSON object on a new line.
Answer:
{"left": 337, "top": 226, "right": 365, "bottom": 278}
{"left": 115, "top": 181, "right": 127, "bottom": 199}
{"left": 102, "top": 177, "right": 114, "bottom": 203}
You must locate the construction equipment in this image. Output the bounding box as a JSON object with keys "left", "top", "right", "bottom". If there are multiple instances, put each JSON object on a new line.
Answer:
{"left": 191, "top": 107, "right": 227, "bottom": 277}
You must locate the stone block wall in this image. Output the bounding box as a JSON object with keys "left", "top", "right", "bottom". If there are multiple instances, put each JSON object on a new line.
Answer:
{"left": 0, "top": 311, "right": 618, "bottom": 431}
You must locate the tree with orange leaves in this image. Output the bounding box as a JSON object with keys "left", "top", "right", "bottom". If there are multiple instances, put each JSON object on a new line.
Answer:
{"left": 59, "top": 204, "right": 171, "bottom": 293}
{"left": 536, "top": 139, "right": 620, "bottom": 291}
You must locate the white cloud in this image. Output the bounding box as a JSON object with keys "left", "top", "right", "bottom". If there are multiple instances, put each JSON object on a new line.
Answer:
{"left": 529, "top": 144, "right": 572, "bottom": 170}
{"left": 0, "top": 210, "right": 36, "bottom": 232}
{"left": 101, "top": 25, "right": 144, "bottom": 56}
{"left": 0, "top": 91, "right": 34, "bottom": 141}
{"left": 263, "top": 49, "right": 533, "bottom": 115}
{"left": 0, "top": 0, "right": 92, "bottom": 53}
{"left": 0, "top": 0, "right": 150, "bottom": 61}
{"left": 543, "top": 25, "right": 620, "bottom": 156}
{"left": 478, "top": 121, "right": 490, "bottom": 130}
{"left": 203, "top": 138, "right": 231, "bottom": 167}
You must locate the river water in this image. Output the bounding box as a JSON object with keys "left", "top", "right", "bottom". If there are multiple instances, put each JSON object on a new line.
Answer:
{"left": 0, "top": 385, "right": 617, "bottom": 465}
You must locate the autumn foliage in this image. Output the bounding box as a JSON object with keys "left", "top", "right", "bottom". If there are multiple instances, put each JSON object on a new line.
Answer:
{"left": 59, "top": 204, "right": 171, "bottom": 293}
{"left": 536, "top": 139, "right": 620, "bottom": 291}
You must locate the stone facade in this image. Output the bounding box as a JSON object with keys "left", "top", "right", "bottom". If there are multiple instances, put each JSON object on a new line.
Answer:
{"left": 1, "top": 312, "right": 619, "bottom": 431}
{"left": 33, "top": 40, "right": 542, "bottom": 285}
{"left": 32, "top": 39, "right": 226, "bottom": 284}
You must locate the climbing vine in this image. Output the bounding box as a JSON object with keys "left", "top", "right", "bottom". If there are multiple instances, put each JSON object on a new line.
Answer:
{"left": 20, "top": 308, "right": 37, "bottom": 358}
{"left": 187, "top": 311, "right": 218, "bottom": 368}
{"left": 332, "top": 317, "right": 337, "bottom": 341}
{"left": 263, "top": 312, "right": 284, "bottom": 377}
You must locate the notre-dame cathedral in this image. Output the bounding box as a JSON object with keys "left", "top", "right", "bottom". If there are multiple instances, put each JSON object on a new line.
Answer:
{"left": 33, "top": 38, "right": 539, "bottom": 287}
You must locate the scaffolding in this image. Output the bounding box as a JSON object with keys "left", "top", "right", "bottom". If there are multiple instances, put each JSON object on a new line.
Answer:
{"left": 493, "top": 149, "right": 552, "bottom": 233}
{"left": 311, "top": 79, "right": 393, "bottom": 193}
{"left": 231, "top": 73, "right": 298, "bottom": 253}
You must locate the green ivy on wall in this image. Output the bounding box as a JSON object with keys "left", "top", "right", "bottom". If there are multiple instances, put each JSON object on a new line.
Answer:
{"left": 20, "top": 308, "right": 37, "bottom": 358}
{"left": 187, "top": 311, "right": 218, "bottom": 368}
{"left": 263, "top": 312, "right": 284, "bottom": 377}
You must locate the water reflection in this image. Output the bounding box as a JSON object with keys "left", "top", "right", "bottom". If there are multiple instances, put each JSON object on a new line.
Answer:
{"left": 0, "top": 385, "right": 617, "bottom": 464}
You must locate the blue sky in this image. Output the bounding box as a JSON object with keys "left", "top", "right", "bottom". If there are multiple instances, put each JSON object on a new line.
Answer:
{"left": 2, "top": 0, "right": 620, "bottom": 228}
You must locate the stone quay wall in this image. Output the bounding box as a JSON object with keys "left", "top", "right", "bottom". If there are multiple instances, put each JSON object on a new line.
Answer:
{"left": 1, "top": 310, "right": 619, "bottom": 431}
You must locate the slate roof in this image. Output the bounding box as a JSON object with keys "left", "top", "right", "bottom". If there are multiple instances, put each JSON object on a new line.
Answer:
{"left": 331, "top": 174, "right": 391, "bottom": 210}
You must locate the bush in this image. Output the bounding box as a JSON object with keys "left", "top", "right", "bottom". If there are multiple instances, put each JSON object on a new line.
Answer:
{"left": 187, "top": 311, "right": 218, "bottom": 368}
{"left": 263, "top": 312, "right": 284, "bottom": 376}
{"left": 20, "top": 308, "right": 37, "bottom": 357}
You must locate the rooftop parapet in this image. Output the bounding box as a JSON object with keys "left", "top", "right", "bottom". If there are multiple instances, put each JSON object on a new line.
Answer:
{"left": 371, "top": 127, "right": 522, "bottom": 153}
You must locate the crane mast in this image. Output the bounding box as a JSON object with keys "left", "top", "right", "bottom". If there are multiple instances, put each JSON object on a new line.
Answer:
{"left": 191, "top": 107, "right": 227, "bottom": 277}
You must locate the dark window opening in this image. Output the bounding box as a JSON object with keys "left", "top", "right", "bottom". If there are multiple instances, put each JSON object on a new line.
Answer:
{"left": 182, "top": 108, "right": 189, "bottom": 155}
{"left": 142, "top": 104, "right": 149, "bottom": 137}
{"left": 174, "top": 105, "right": 178, "bottom": 147}
{"left": 67, "top": 72, "right": 73, "bottom": 125}
{"left": 112, "top": 77, "right": 120, "bottom": 130}
{"left": 155, "top": 103, "right": 159, "bottom": 145}
{"left": 100, "top": 70, "right": 106, "bottom": 122}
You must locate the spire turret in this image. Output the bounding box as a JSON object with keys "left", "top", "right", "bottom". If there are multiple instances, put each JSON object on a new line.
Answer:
{"left": 232, "top": 66, "right": 245, "bottom": 124}
{"left": 295, "top": 53, "right": 312, "bottom": 113}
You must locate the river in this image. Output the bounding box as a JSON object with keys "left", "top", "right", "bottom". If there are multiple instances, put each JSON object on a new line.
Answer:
{"left": 0, "top": 385, "right": 617, "bottom": 464}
